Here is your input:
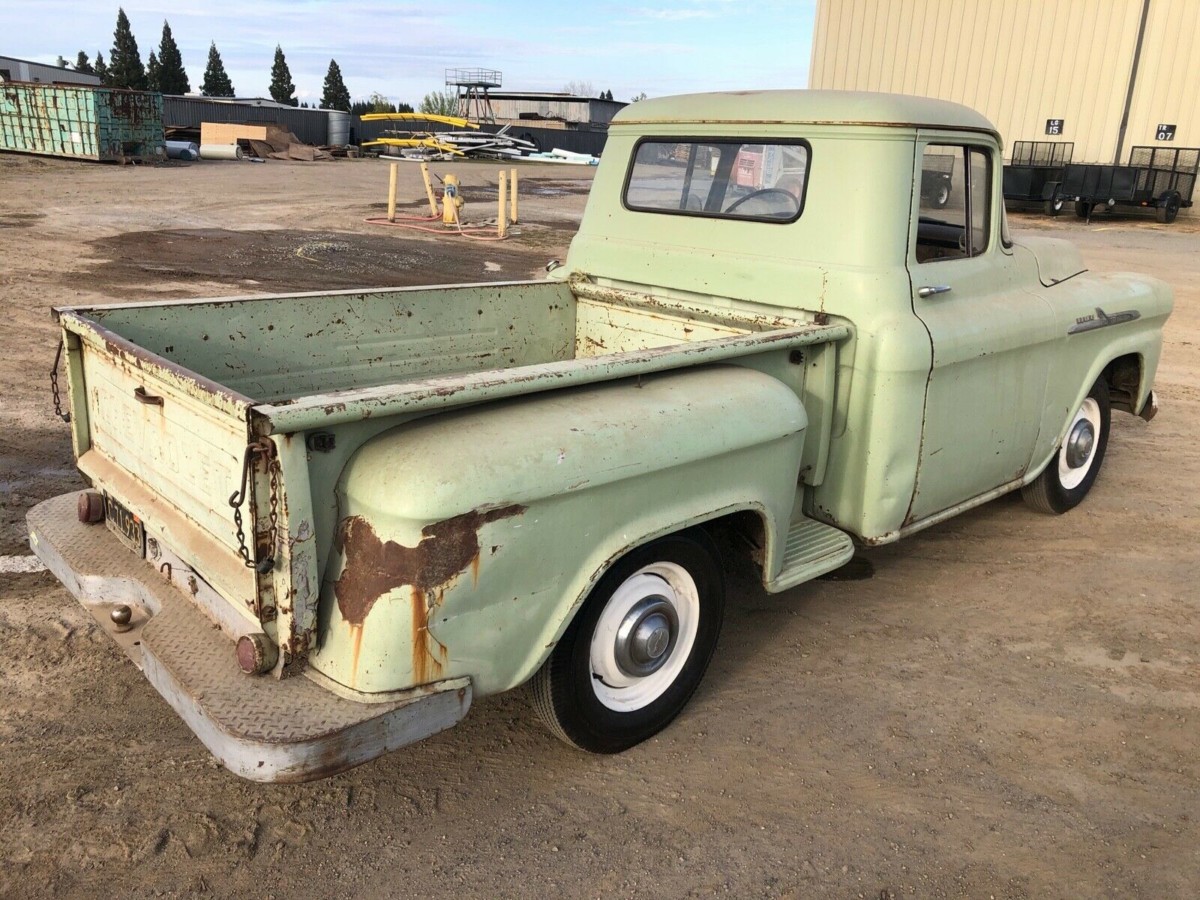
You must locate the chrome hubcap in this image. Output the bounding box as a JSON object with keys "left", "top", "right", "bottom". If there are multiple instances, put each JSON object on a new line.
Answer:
{"left": 614, "top": 595, "right": 678, "bottom": 677}
{"left": 1065, "top": 419, "right": 1095, "bottom": 469}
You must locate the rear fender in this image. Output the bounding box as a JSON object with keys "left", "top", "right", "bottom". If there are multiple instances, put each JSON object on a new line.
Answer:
{"left": 306, "top": 366, "right": 808, "bottom": 696}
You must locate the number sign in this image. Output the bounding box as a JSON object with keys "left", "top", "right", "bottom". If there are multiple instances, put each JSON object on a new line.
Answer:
{"left": 1045, "top": 119, "right": 1064, "bottom": 136}
{"left": 1156, "top": 124, "right": 1177, "bottom": 141}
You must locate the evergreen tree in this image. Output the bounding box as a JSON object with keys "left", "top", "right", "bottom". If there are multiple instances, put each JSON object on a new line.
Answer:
{"left": 94, "top": 52, "right": 109, "bottom": 84}
{"left": 146, "top": 51, "right": 161, "bottom": 92}
{"left": 201, "top": 42, "right": 235, "bottom": 97}
{"left": 320, "top": 59, "right": 350, "bottom": 111}
{"left": 156, "top": 21, "right": 190, "bottom": 94}
{"left": 269, "top": 45, "right": 297, "bottom": 106}
{"left": 74, "top": 52, "right": 95, "bottom": 75}
{"left": 108, "top": 8, "right": 147, "bottom": 89}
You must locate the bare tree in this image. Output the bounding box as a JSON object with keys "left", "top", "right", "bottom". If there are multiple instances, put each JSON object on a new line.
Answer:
{"left": 562, "top": 80, "right": 595, "bottom": 97}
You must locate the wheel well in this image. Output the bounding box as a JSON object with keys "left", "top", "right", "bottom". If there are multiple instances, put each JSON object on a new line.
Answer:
{"left": 698, "top": 509, "right": 768, "bottom": 582}
{"left": 1103, "top": 354, "right": 1142, "bottom": 415}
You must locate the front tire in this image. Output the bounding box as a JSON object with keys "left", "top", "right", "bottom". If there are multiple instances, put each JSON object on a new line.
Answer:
{"left": 1022, "top": 377, "right": 1110, "bottom": 514}
{"left": 529, "top": 530, "right": 725, "bottom": 753}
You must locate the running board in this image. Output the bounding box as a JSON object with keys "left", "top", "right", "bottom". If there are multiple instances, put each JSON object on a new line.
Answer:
{"left": 765, "top": 516, "right": 855, "bottom": 593}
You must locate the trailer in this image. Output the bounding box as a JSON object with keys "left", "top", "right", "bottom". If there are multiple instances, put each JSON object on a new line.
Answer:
{"left": 1003, "top": 140, "right": 1074, "bottom": 215}
{"left": 919, "top": 151, "right": 954, "bottom": 207}
{"left": 1059, "top": 145, "right": 1198, "bottom": 224}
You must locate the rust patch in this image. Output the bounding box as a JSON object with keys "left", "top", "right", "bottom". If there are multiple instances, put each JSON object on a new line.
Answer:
{"left": 333, "top": 504, "right": 526, "bottom": 628}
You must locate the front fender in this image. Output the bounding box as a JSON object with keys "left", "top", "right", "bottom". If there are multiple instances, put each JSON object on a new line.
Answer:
{"left": 307, "top": 365, "right": 808, "bottom": 695}
{"left": 1027, "top": 273, "right": 1172, "bottom": 482}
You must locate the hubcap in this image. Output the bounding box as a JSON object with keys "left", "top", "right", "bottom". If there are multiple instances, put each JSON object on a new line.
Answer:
{"left": 614, "top": 596, "right": 678, "bottom": 676}
{"left": 588, "top": 562, "right": 702, "bottom": 712}
{"left": 1058, "top": 396, "right": 1103, "bottom": 490}
{"left": 1065, "top": 419, "right": 1095, "bottom": 469}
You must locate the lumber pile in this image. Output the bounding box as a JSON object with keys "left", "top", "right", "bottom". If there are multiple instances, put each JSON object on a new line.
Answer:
{"left": 198, "top": 122, "right": 334, "bottom": 161}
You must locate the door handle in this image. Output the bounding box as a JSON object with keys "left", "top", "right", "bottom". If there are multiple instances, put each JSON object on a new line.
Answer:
{"left": 917, "top": 285, "right": 952, "bottom": 298}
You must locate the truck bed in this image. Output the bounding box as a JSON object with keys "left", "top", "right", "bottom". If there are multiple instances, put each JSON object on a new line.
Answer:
{"left": 56, "top": 277, "right": 846, "bottom": 662}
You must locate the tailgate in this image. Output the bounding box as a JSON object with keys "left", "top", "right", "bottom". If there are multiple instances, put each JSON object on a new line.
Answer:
{"left": 61, "top": 312, "right": 260, "bottom": 623}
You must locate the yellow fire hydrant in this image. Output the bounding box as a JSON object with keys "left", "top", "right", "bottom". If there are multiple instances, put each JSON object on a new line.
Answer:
{"left": 442, "top": 173, "right": 465, "bottom": 225}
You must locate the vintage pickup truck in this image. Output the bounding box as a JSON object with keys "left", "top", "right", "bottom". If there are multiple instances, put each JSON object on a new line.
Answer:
{"left": 29, "top": 91, "right": 1171, "bottom": 782}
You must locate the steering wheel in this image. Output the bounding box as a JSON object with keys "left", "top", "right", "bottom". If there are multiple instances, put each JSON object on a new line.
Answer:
{"left": 724, "top": 188, "right": 800, "bottom": 216}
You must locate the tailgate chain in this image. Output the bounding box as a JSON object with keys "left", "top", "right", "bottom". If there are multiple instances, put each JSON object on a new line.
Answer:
{"left": 50, "top": 339, "right": 71, "bottom": 423}
{"left": 229, "top": 440, "right": 280, "bottom": 574}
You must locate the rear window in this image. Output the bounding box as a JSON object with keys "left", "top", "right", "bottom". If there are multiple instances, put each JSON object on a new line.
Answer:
{"left": 624, "top": 139, "right": 810, "bottom": 222}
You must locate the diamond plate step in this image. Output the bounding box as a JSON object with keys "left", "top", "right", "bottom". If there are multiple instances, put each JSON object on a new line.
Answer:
{"left": 765, "top": 515, "right": 855, "bottom": 593}
{"left": 27, "top": 492, "right": 471, "bottom": 782}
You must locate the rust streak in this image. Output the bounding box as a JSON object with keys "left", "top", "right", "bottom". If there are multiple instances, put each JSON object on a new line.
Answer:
{"left": 348, "top": 624, "right": 364, "bottom": 688}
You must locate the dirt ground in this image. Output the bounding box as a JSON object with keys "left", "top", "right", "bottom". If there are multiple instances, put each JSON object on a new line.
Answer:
{"left": 1, "top": 152, "right": 1197, "bottom": 899}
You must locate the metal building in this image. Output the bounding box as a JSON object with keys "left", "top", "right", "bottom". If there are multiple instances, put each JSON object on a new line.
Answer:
{"left": 0, "top": 55, "right": 102, "bottom": 87}
{"left": 810, "top": 0, "right": 1200, "bottom": 169}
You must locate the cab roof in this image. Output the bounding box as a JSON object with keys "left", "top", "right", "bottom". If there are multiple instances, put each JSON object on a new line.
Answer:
{"left": 613, "top": 90, "right": 999, "bottom": 139}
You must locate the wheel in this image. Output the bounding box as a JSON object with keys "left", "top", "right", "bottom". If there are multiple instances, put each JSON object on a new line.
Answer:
{"left": 1022, "top": 377, "right": 1110, "bottom": 514}
{"left": 529, "top": 529, "right": 725, "bottom": 753}
{"left": 1156, "top": 191, "right": 1181, "bottom": 224}
{"left": 1044, "top": 196, "right": 1064, "bottom": 216}
{"left": 933, "top": 182, "right": 951, "bottom": 208}
{"left": 1074, "top": 201, "right": 1093, "bottom": 219}
{"left": 724, "top": 188, "right": 800, "bottom": 217}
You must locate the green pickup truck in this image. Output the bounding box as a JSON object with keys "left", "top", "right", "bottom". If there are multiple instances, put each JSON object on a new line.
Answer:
{"left": 29, "top": 91, "right": 1171, "bottom": 782}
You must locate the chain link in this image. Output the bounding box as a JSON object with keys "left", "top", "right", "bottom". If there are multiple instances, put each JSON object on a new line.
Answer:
{"left": 228, "top": 440, "right": 279, "bottom": 573}
{"left": 50, "top": 339, "right": 71, "bottom": 423}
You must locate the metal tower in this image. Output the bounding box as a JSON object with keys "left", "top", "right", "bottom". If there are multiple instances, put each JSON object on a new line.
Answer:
{"left": 446, "top": 68, "right": 501, "bottom": 124}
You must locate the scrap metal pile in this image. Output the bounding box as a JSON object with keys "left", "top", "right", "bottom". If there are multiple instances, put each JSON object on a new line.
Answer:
{"left": 360, "top": 113, "right": 598, "bottom": 165}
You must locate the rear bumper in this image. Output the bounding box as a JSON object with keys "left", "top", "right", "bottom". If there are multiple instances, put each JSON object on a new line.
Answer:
{"left": 26, "top": 492, "right": 471, "bottom": 783}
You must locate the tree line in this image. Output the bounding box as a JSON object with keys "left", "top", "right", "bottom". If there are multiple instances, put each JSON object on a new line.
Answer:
{"left": 65, "top": 7, "right": 387, "bottom": 112}
{"left": 63, "top": 8, "right": 642, "bottom": 115}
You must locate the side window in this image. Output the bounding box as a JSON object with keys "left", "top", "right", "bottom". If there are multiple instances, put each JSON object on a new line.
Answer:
{"left": 915, "top": 145, "right": 992, "bottom": 263}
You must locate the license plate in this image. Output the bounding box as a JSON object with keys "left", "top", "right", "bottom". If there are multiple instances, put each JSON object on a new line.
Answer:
{"left": 105, "top": 493, "right": 145, "bottom": 557}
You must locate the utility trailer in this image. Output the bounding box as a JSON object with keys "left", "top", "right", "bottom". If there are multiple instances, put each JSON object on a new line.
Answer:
{"left": 919, "top": 152, "right": 954, "bottom": 207}
{"left": 1002, "top": 140, "right": 1074, "bottom": 215}
{"left": 1060, "top": 145, "right": 1199, "bottom": 224}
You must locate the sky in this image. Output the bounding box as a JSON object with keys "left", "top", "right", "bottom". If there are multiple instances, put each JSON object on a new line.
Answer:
{"left": 8, "top": 0, "right": 816, "bottom": 106}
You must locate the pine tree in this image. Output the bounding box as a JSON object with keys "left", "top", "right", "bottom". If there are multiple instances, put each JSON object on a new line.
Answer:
{"left": 201, "top": 42, "right": 235, "bottom": 97}
{"left": 146, "top": 51, "right": 161, "bottom": 92}
{"left": 269, "top": 45, "right": 297, "bottom": 106}
{"left": 108, "top": 8, "right": 147, "bottom": 90}
{"left": 320, "top": 59, "right": 350, "bottom": 112}
{"left": 156, "top": 22, "right": 190, "bottom": 94}
{"left": 74, "top": 51, "right": 95, "bottom": 75}
{"left": 94, "top": 52, "right": 109, "bottom": 84}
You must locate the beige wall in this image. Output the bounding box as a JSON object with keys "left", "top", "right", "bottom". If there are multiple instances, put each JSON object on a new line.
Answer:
{"left": 810, "top": 0, "right": 1200, "bottom": 166}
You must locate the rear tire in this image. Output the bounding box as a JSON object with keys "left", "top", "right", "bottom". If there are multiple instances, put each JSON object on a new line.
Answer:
{"left": 1022, "top": 377, "right": 1110, "bottom": 514}
{"left": 1074, "top": 201, "right": 1093, "bottom": 219}
{"left": 1044, "top": 196, "right": 1064, "bottom": 216}
{"left": 529, "top": 530, "right": 725, "bottom": 753}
